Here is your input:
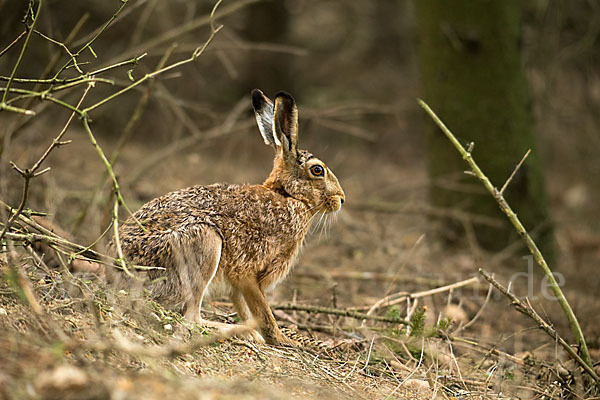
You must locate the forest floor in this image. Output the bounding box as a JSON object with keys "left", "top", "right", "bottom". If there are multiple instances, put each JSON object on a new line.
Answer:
{"left": 2, "top": 127, "right": 600, "bottom": 400}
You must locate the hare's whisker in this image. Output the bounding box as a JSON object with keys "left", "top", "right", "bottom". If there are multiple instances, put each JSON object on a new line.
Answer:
{"left": 305, "top": 204, "right": 325, "bottom": 234}
{"left": 317, "top": 211, "right": 329, "bottom": 240}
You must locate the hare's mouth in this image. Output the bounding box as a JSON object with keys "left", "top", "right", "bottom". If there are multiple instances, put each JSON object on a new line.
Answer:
{"left": 325, "top": 195, "right": 344, "bottom": 213}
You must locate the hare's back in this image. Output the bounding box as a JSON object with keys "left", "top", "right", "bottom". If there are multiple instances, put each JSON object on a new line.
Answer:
{"left": 116, "top": 182, "right": 291, "bottom": 263}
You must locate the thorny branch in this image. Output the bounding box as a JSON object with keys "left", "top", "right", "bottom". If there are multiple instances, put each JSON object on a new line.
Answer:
{"left": 418, "top": 99, "right": 594, "bottom": 374}
{"left": 479, "top": 268, "right": 599, "bottom": 384}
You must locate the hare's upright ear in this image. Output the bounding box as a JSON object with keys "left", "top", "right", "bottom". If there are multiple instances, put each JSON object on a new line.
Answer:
{"left": 252, "top": 89, "right": 279, "bottom": 149}
{"left": 273, "top": 91, "right": 298, "bottom": 157}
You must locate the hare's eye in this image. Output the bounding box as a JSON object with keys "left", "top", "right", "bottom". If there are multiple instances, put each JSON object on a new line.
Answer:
{"left": 310, "top": 165, "right": 325, "bottom": 177}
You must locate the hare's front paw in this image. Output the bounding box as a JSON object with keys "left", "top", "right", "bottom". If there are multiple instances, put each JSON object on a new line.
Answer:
{"left": 235, "top": 328, "right": 265, "bottom": 343}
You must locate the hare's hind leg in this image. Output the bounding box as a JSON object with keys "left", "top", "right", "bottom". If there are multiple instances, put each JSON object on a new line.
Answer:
{"left": 170, "top": 226, "right": 222, "bottom": 324}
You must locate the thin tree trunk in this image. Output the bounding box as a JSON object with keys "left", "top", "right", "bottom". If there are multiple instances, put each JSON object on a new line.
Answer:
{"left": 415, "top": 0, "right": 553, "bottom": 256}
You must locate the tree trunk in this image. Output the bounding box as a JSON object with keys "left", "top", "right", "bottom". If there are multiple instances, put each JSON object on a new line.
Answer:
{"left": 415, "top": 1, "right": 553, "bottom": 255}
{"left": 241, "top": 1, "right": 291, "bottom": 96}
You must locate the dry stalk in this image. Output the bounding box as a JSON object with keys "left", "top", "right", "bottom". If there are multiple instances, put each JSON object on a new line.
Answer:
{"left": 8, "top": 263, "right": 70, "bottom": 343}
{"left": 71, "top": 323, "right": 256, "bottom": 359}
{"left": 419, "top": 99, "right": 594, "bottom": 375}
{"left": 453, "top": 283, "right": 493, "bottom": 334}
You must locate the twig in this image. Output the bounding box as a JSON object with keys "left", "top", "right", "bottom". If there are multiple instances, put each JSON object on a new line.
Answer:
{"left": 50, "top": 0, "right": 130, "bottom": 82}
{"left": 273, "top": 303, "right": 409, "bottom": 325}
{"left": 367, "top": 276, "right": 480, "bottom": 315}
{"left": 0, "top": 30, "right": 27, "bottom": 59}
{"left": 479, "top": 268, "right": 599, "bottom": 383}
{"left": 33, "top": 30, "right": 84, "bottom": 74}
{"left": 500, "top": 149, "right": 531, "bottom": 195}
{"left": 73, "top": 47, "right": 170, "bottom": 230}
{"left": 350, "top": 201, "right": 503, "bottom": 228}
{"left": 80, "top": 1, "right": 223, "bottom": 114}
{"left": 81, "top": 116, "right": 140, "bottom": 229}
{"left": 111, "top": 199, "right": 134, "bottom": 278}
{"left": 453, "top": 283, "right": 492, "bottom": 334}
{"left": 295, "top": 269, "right": 445, "bottom": 287}
{"left": 1, "top": 0, "right": 42, "bottom": 106}
{"left": 119, "top": 0, "right": 259, "bottom": 61}
{"left": 0, "top": 54, "right": 147, "bottom": 85}
{"left": 0, "top": 12, "right": 90, "bottom": 151}
{"left": 0, "top": 84, "right": 91, "bottom": 242}
{"left": 2, "top": 212, "right": 160, "bottom": 272}
{"left": 447, "top": 335, "right": 525, "bottom": 366}
{"left": 418, "top": 99, "right": 594, "bottom": 373}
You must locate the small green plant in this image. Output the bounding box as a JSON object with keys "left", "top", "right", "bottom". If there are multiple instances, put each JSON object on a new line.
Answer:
{"left": 385, "top": 305, "right": 402, "bottom": 321}
{"left": 503, "top": 368, "right": 515, "bottom": 381}
{"left": 409, "top": 306, "right": 426, "bottom": 337}
{"left": 384, "top": 306, "right": 404, "bottom": 337}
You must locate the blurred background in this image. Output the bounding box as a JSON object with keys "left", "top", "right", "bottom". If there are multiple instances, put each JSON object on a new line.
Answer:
{"left": 1, "top": 0, "right": 599, "bottom": 357}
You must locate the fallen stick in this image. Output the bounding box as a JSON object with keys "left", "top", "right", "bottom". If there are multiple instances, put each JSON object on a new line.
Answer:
{"left": 367, "top": 276, "right": 480, "bottom": 315}
{"left": 273, "top": 303, "right": 409, "bottom": 325}
{"left": 479, "top": 268, "right": 599, "bottom": 383}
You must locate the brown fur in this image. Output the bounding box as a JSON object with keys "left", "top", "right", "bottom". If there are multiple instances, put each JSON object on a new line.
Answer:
{"left": 107, "top": 90, "right": 345, "bottom": 345}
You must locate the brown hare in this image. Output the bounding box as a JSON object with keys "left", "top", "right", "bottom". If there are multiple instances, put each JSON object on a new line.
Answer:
{"left": 107, "top": 90, "right": 345, "bottom": 345}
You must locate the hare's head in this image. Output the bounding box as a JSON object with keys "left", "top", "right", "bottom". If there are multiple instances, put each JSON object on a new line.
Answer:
{"left": 252, "top": 89, "right": 345, "bottom": 214}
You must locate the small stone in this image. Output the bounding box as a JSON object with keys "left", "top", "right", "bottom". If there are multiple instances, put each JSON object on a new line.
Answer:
{"left": 36, "top": 365, "right": 88, "bottom": 392}
{"left": 0, "top": 308, "right": 7, "bottom": 316}
{"left": 163, "top": 324, "right": 172, "bottom": 331}
{"left": 402, "top": 379, "right": 431, "bottom": 393}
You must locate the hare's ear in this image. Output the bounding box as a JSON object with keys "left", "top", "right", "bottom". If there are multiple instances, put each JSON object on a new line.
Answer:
{"left": 252, "top": 89, "right": 280, "bottom": 149}
{"left": 273, "top": 91, "right": 298, "bottom": 157}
